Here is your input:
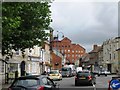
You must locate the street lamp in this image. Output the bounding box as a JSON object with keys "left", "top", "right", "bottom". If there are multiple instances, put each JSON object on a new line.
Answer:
{"left": 40, "top": 48, "right": 44, "bottom": 73}
{"left": 4, "top": 56, "right": 9, "bottom": 84}
{"left": 57, "top": 31, "right": 64, "bottom": 40}
{"left": 49, "top": 27, "right": 54, "bottom": 71}
{"left": 55, "top": 31, "right": 64, "bottom": 68}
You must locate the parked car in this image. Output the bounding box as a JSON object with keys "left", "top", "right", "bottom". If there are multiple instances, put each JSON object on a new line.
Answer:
{"left": 98, "top": 70, "right": 107, "bottom": 76}
{"left": 48, "top": 70, "right": 62, "bottom": 81}
{"left": 108, "top": 77, "right": 120, "bottom": 90}
{"left": 93, "top": 70, "right": 99, "bottom": 75}
{"left": 61, "top": 67, "right": 72, "bottom": 77}
{"left": 75, "top": 70, "right": 96, "bottom": 86}
{"left": 104, "top": 70, "right": 111, "bottom": 75}
{"left": 8, "top": 75, "right": 59, "bottom": 90}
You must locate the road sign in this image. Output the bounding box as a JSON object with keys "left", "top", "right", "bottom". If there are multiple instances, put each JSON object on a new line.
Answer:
{"left": 110, "top": 79, "right": 120, "bottom": 89}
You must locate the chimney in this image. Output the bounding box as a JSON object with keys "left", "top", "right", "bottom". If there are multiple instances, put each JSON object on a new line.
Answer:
{"left": 93, "top": 45, "right": 97, "bottom": 50}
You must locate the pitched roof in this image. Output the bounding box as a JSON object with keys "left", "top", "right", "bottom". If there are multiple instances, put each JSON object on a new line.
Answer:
{"left": 89, "top": 45, "right": 101, "bottom": 53}
{"left": 61, "top": 37, "right": 71, "bottom": 42}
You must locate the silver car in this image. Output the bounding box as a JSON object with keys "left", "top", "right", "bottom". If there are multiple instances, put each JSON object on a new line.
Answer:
{"left": 8, "top": 75, "right": 59, "bottom": 90}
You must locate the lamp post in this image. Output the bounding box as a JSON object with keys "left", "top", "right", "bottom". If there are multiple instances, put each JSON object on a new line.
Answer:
{"left": 55, "top": 31, "right": 64, "bottom": 69}
{"left": 40, "top": 48, "right": 44, "bottom": 73}
{"left": 4, "top": 56, "right": 9, "bottom": 84}
{"left": 49, "top": 28, "right": 54, "bottom": 71}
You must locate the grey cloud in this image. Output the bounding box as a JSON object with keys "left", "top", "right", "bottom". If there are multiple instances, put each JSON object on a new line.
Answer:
{"left": 50, "top": 2, "right": 118, "bottom": 52}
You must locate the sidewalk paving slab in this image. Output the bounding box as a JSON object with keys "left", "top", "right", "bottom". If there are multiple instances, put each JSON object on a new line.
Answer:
{"left": 1, "top": 84, "right": 11, "bottom": 90}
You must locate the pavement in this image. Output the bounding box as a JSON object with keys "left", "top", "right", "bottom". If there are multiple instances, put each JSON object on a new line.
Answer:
{"left": 1, "top": 83, "right": 11, "bottom": 90}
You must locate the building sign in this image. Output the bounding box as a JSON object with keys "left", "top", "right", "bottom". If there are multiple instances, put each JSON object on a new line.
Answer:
{"left": 28, "top": 56, "right": 40, "bottom": 62}
{"left": 31, "top": 58, "right": 40, "bottom": 62}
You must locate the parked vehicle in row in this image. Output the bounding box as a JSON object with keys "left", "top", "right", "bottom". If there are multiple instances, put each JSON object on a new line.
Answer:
{"left": 48, "top": 70, "right": 62, "bottom": 81}
{"left": 108, "top": 77, "right": 120, "bottom": 90}
{"left": 75, "top": 70, "right": 96, "bottom": 86}
{"left": 8, "top": 75, "right": 59, "bottom": 90}
{"left": 76, "top": 67, "right": 83, "bottom": 73}
{"left": 61, "top": 67, "right": 72, "bottom": 77}
{"left": 98, "top": 70, "right": 107, "bottom": 76}
{"left": 104, "top": 70, "right": 111, "bottom": 75}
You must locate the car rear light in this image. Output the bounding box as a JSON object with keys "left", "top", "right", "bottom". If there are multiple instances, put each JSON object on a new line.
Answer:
{"left": 88, "top": 75, "right": 92, "bottom": 80}
{"left": 75, "top": 76, "right": 78, "bottom": 80}
{"left": 38, "top": 86, "right": 44, "bottom": 90}
{"left": 8, "top": 88, "right": 12, "bottom": 90}
{"left": 108, "top": 87, "right": 112, "bottom": 90}
{"left": 108, "top": 80, "right": 112, "bottom": 90}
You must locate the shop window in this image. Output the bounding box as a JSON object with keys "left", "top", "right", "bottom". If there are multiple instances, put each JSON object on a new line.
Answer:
{"left": 1, "top": 61, "right": 4, "bottom": 73}
{"left": 16, "top": 50, "right": 19, "bottom": 55}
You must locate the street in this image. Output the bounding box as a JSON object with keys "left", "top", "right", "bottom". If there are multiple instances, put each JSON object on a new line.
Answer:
{"left": 1, "top": 74, "right": 117, "bottom": 90}
{"left": 54, "top": 75, "right": 115, "bottom": 90}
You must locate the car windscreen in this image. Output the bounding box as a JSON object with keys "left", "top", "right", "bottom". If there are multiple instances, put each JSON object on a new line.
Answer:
{"left": 50, "top": 71, "right": 58, "bottom": 74}
{"left": 62, "top": 68, "right": 69, "bottom": 71}
{"left": 77, "top": 72, "right": 90, "bottom": 76}
{"left": 13, "top": 78, "right": 39, "bottom": 87}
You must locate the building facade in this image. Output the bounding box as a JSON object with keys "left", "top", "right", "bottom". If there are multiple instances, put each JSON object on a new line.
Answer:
{"left": 102, "top": 37, "right": 119, "bottom": 73}
{"left": 51, "top": 50, "right": 63, "bottom": 70}
{"left": 0, "top": 42, "right": 51, "bottom": 84}
{"left": 51, "top": 37, "right": 86, "bottom": 65}
{"left": 88, "top": 45, "right": 101, "bottom": 72}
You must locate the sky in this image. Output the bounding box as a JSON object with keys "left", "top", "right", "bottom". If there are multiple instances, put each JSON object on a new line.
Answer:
{"left": 50, "top": 0, "right": 119, "bottom": 52}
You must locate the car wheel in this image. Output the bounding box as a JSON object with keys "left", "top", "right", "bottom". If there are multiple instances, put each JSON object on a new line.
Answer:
{"left": 90, "top": 81, "right": 94, "bottom": 86}
{"left": 75, "top": 81, "right": 78, "bottom": 86}
{"left": 105, "top": 74, "right": 107, "bottom": 76}
{"left": 93, "top": 81, "right": 96, "bottom": 85}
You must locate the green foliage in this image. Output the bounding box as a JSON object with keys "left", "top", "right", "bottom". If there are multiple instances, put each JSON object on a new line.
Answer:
{"left": 2, "top": 2, "right": 52, "bottom": 55}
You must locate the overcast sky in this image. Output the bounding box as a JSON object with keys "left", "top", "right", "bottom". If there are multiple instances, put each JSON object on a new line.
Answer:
{"left": 50, "top": 0, "right": 118, "bottom": 52}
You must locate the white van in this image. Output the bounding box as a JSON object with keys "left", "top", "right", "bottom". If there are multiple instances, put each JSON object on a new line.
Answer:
{"left": 76, "top": 67, "right": 82, "bottom": 73}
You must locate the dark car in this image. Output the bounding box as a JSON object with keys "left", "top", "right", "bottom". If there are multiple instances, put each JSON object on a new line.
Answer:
{"left": 8, "top": 75, "right": 59, "bottom": 90}
{"left": 108, "top": 77, "right": 120, "bottom": 90}
{"left": 75, "top": 70, "right": 96, "bottom": 86}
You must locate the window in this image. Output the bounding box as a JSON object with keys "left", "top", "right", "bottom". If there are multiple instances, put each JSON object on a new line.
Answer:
{"left": 1, "top": 61, "right": 4, "bottom": 73}
{"left": 42, "top": 78, "right": 48, "bottom": 85}
{"left": 47, "top": 78, "right": 54, "bottom": 85}
{"left": 72, "top": 50, "right": 74, "bottom": 53}
{"left": 64, "top": 49, "right": 66, "bottom": 52}
{"left": 68, "top": 54, "right": 70, "bottom": 57}
{"left": 110, "top": 54, "right": 111, "bottom": 60}
{"left": 68, "top": 49, "right": 70, "bottom": 52}
{"left": 114, "top": 53, "right": 115, "bottom": 59}
{"left": 72, "top": 54, "right": 74, "bottom": 57}
{"left": 16, "top": 50, "right": 19, "bottom": 55}
{"left": 14, "top": 79, "right": 38, "bottom": 87}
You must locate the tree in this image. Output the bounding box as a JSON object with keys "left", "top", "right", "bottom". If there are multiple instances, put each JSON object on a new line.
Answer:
{"left": 2, "top": 2, "right": 52, "bottom": 56}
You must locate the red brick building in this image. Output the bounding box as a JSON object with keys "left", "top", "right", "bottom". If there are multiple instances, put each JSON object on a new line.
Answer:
{"left": 51, "top": 37, "right": 86, "bottom": 64}
{"left": 51, "top": 51, "right": 62, "bottom": 70}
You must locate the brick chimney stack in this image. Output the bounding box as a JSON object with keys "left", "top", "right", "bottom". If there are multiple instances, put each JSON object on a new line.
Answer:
{"left": 93, "top": 45, "right": 97, "bottom": 50}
